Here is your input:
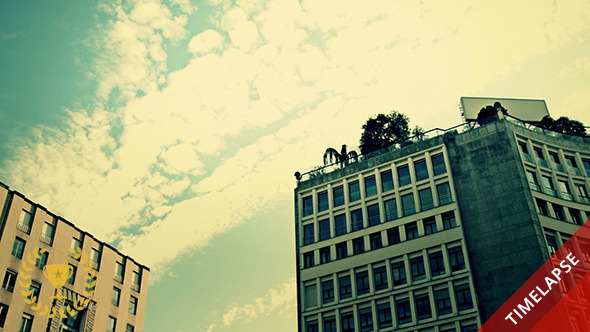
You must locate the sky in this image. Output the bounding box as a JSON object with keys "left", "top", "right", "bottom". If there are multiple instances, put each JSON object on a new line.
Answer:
{"left": 1, "top": 0, "right": 589, "bottom": 331}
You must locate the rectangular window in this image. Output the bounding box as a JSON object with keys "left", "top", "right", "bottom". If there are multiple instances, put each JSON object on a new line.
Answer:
{"left": 35, "top": 251, "right": 48, "bottom": 270}
{"left": 377, "top": 303, "right": 393, "bottom": 328}
{"left": 306, "top": 321, "right": 318, "bottom": 332}
{"left": 333, "top": 186, "right": 345, "bottom": 207}
{"left": 443, "top": 211, "right": 457, "bottom": 229}
{"left": 20, "top": 313, "right": 34, "bottom": 332}
{"left": 320, "top": 247, "right": 331, "bottom": 264}
{"left": 305, "top": 284, "right": 317, "bottom": 308}
{"left": 353, "top": 237, "right": 365, "bottom": 255}
{"left": 303, "top": 196, "right": 313, "bottom": 216}
{"left": 17, "top": 209, "right": 33, "bottom": 234}
{"left": 359, "top": 307, "right": 374, "bottom": 332}
{"left": 303, "top": 252, "right": 314, "bottom": 268}
{"left": 370, "top": 233, "right": 382, "bottom": 250}
{"left": 341, "top": 312, "right": 355, "bottom": 332}
{"left": 356, "top": 270, "right": 370, "bottom": 295}
{"left": 67, "top": 265, "right": 77, "bottom": 285}
{"left": 322, "top": 280, "right": 335, "bottom": 304}
{"left": 126, "top": 324, "right": 135, "bottom": 332}
{"left": 28, "top": 281, "right": 40, "bottom": 303}
{"left": 12, "top": 237, "right": 25, "bottom": 259}
{"left": 569, "top": 208, "right": 582, "bottom": 225}
{"left": 396, "top": 299, "right": 412, "bottom": 324}
{"left": 518, "top": 142, "right": 529, "bottom": 155}
{"left": 558, "top": 180, "right": 573, "bottom": 201}
{"left": 318, "top": 219, "right": 330, "bottom": 241}
{"left": 112, "top": 287, "right": 121, "bottom": 306}
{"left": 546, "top": 234, "right": 558, "bottom": 254}
{"left": 410, "top": 257, "right": 426, "bottom": 281}
{"left": 526, "top": 171, "right": 541, "bottom": 191}
{"left": 317, "top": 191, "right": 328, "bottom": 212}
{"left": 132, "top": 271, "right": 141, "bottom": 292}
{"left": 423, "top": 217, "right": 437, "bottom": 235}
{"left": 565, "top": 156, "right": 577, "bottom": 168}
{"left": 349, "top": 181, "right": 361, "bottom": 202}
{"left": 583, "top": 159, "right": 590, "bottom": 176}
{"left": 406, "top": 222, "right": 418, "bottom": 240}
{"left": 365, "top": 176, "right": 377, "bottom": 197}
{"left": 542, "top": 176, "right": 557, "bottom": 196}
{"left": 336, "top": 242, "right": 348, "bottom": 259}
{"left": 401, "top": 193, "right": 415, "bottom": 216}
{"left": 303, "top": 224, "right": 314, "bottom": 245}
{"left": 334, "top": 214, "right": 347, "bottom": 236}
{"left": 455, "top": 284, "right": 474, "bottom": 310}
{"left": 575, "top": 184, "right": 590, "bottom": 203}
{"left": 384, "top": 198, "right": 398, "bottom": 221}
{"left": 381, "top": 170, "right": 394, "bottom": 192}
{"left": 107, "top": 316, "right": 117, "bottom": 332}
{"left": 114, "top": 262, "right": 124, "bottom": 283}
{"left": 415, "top": 294, "right": 432, "bottom": 319}
{"left": 536, "top": 198, "right": 549, "bottom": 216}
{"left": 534, "top": 148, "right": 548, "bottom": 167}
{"left": 419, "top": 188, "right": 434, "bottom": 211}
{"left": 339, "top": 275, "right": 352, "bottom": 300}
{"left": 0, "top": 303, "right": 7, "bottom": 328}
{"left": 387, "top": 227, "right": 401, "bottom": 245}
{"left": 323, "top": 317, "right": 336, "bottom": 332}
{"left": 2, "top": 270, "right": 17, "bottom": 293}
{"left": 351, "top": 209, "right": 364, "bottom": 231}
{"left": 414, "top": 160, "right": 429, "bottom": 182}
{"left": 435, "top": 288, "right": 453, "bottom": 315}
{"left": 553, "top": 204, "right": 565, "bottom": 221}
{"left": 373, "top": 266, "right": 388, "bottom": 291}
{"left": 391, "top": 261, "right": 407, "bottom": 286}
{"left": 70, "top": 236, "right": 82, "bottom": 260}
{"left": 432, "top": 154, "right": 447, "bottom": 176}
{"left": 367, "top": 204, "right": 380, "bottom": 226}
{"left": 437, "top": 182, "right": 453, "bottom": 205}
{"left": 398, "top": 165, "right": 411, "bottom": 187}
{"left": 448, "top": 246, "right": 466, "bottom": 271}
{"left": 40, "top": 221, "right": 55, "bottom": 246}
{"left": 429, "top": 251, "right": 445, "bottom": 276}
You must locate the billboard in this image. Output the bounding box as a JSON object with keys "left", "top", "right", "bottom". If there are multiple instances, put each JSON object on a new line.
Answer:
{"left": 460, "top": 97, "right": 550, "bottom": 123}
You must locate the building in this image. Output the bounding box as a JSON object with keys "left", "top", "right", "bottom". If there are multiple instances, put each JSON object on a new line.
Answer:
{"left": 0, "top": 183, "right": 150, "bottom": 331}
{"left": 294, "top": 116, "right": 590, "bottom": 331}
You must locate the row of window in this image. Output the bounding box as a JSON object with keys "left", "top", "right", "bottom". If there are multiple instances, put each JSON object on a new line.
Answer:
{"left": 518, "top": 141, "right": 590, "bottom": 178}
{"left": 526, "top": 169, "right": 590, "bottom": 204}
{"left": 302, "top": 182, "right": 454, "bottom": 246}
{"left": 15, "top": 207, "right": 57, "bottom": 246}
{"left": 302, "top": 154, "right": 447, "bottom": 217}
{"left": 305, "top": 279, "right": 475, "bottom": 332}
{"left": 303, "top": 211, "right": 458, "bottom": 269}
{"left": 536, "top": 198, "right": 589, "bottom": 226}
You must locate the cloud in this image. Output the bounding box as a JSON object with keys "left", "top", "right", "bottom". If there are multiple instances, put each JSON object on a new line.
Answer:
{"left": 188, "top": 29, "right": 225, "bottom": 55}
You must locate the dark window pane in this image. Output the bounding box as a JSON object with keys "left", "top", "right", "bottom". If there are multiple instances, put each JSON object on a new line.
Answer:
{"left": 349, "top": 181, "right": 361, "bottom": 202}
{"left": 406, "top": 222, "right": 418, "bottom": 240}
{"left": 317, "top": 192, "right": 329, "bottom": 212}
{"left": 396, "top": 299, "right": 412, "bottom": 324}
{"left": 435, "top": 289, "right": 452, "bottom": 315}
{"left": 319, "top": 219, "right": 330, "bottom": 241}
{"left": 333, "top": 186, "right": 345, "bottom": 207}
{"left": 455, "top": 284, "right": 474, "bottom": 310}
{"left": 334, "top": 214, "right": 347, "bottom": 236}
{"left": 341, "top": 312, "right": 355, "bottom": 332}
{"left": 414, "top": 160, "right": 428, "bottom": 182}
{"left": 410, "top": 256, "right": 426, "bottom": 281}
{"left": 377, "top": 303, "right": 393, "bottom": 328}
{"left": 367, "top": 204, "right": 380, "bottom": 226}
{"left": 303, "top": 253, "right": 314, "bottom": 268}
{"left": 448, "top": 246, "right": 466, "bottom": 271}
{"left": 351, "top": 209, "right": 364, "bottom": 231}
{"left": 432, "top": 154, "right": 447, "bottom": 176}
{"left": 419, "top": 188, "right": 434, "bottom": 211}
{"left": 423, "top": 217, "right": 437, "bottom": 235}
{"left": 401, "top": 193, "right": 415, "bottom": 216}
{"left": 336, "top": 242, "right": 348, "bottom": 259}
{"left": 320, "top": 247, "right": 331, "bottom": 264}
{"left": 303, "top": 196, "right": 313, "bottom": 216}
{"left": 365, "top": 176, "right": 377, "bottom": 197}
{"left": 303, "top": 224, "right": 314, "bottom": 245}
{"left": 391, "top": 261, "right": 407, "bottom": 286}
{"left": 373, "top": 266, "right": 388, "bottom": 291}
{"left": 356, "top": 271, "right": 370, "bottom": 295}
{"left": 370, "top": 233, "right": 382, "bottom": 250}
{"left": 381, "top": 170, "right": 394, "bottom": 192}
{"left": 437, "top": 182, "right": 452, "bottom": 205}
{"left": 322, "top": 280, "right": 335, "bottom": 304}
{"left": 387, "top": 227, "right": 401, "bottom": 245}
{"left": 353, "top": 237, "right": 365, "bottom": 255}
{"left": 443, "top": 211, "right": 457, "bottom": 229}
{"left": 398, "top": 165, "right": 411, "bottom": 187}
{"left": 384, "top": 198, "right": 398, "bottom": 221}
{"left": 429, "top": 251, "right": 445, "bottom": 276}
{"left": 339, "top": 276, "right": 352, "bottom": 300}
{"left": 415, "top": 294, "right": 432, "bottom": 319}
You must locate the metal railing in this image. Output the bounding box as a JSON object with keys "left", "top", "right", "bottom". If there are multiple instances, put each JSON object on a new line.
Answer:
{"left": 39, "top": 234, "right": 53, "bottom": 246}
{"left": 16, "top": 222, "right": 31, "bottom": 234}
{"left": 114, "top": 274, "right": 123, "bottom": 283}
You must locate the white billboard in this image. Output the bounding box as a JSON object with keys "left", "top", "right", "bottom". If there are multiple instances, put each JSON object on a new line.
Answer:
{"left": 460, "top": 97, "right": 549, "bottom": 123}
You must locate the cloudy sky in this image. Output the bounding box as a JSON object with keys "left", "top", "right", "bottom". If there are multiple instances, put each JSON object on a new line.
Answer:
{"left": 1, "top": 0, "right": 589, "bottom": 330}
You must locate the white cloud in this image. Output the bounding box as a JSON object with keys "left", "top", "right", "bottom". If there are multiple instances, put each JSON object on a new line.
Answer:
{"left": 188, "top": 29, "right": 225, "bottom": 55}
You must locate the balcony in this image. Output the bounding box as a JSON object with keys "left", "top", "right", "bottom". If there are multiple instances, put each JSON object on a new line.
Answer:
{"left": 39, "top": 234, "right": 53, "bottom": 246}
{"left": 545, "top": 188, "right": 557, "bottom": 197}
{"left": 560, "top": 192, "right": 574, "bottom": 201}
{"left": 131, "top": 283, "right": 140, "bottom": 292}
{"left": 16, "top": 222, "right": 31, "bottom": 234}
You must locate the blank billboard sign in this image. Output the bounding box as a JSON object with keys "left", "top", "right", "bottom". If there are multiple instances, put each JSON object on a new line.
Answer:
{"left": 461, "top": 97, "right": 549, "bottom": 122}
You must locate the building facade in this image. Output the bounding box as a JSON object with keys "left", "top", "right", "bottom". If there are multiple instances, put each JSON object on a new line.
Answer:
{"left": 294, "top": 118, "right": 590, "bottom": 332}
{"left": 0, "top": 184, "right": 150, "bottom": 332}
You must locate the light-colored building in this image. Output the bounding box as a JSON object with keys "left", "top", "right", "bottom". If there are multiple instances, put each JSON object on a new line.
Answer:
{"left": 0, "top": 183, "right": 149, "bottom": 332}
{"left": 294, "top": 113, "right": 590, "bottom": 331}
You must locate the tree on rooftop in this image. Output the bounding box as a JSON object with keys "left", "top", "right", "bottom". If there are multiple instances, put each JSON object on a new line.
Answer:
{"left": 538, "top": 115, "right": 586, "bottom": 136}
{"left": 359, "top": 111, "right": 411, "bottom": 155}
{"left": 476, "top": 102, "right": 508, "bottom": 126}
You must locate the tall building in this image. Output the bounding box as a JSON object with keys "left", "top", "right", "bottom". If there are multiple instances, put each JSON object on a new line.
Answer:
{"left": 0, "top": 183, "right": 150, "bottom": 331}
{"left": 294, "top": 117, "right": 590, "bottom": 332}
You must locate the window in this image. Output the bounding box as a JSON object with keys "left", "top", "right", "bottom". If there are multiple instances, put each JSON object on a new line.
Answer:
{"left": 303, "top": 252, "right": 314, "bottom": 268}
{"left": 534, "top": 148, "right": 547, "bottom": 167}
{"left": 351, "top": 209, "right": 364, "bottom": 231}
{"left": 381, "top": 170, "right": 394, "bottom": 192}
{"left": 415, "top": 160, "right": 429, "bottom": 182}
{"left": 356, "top": 271, "right": 370, "bottom": 295}
{"left": 70, "top": 236, "right": 82, "bottom": 259}
{"left": 406, "top": 222, "right": 418, "bottom": 240}
{"left": 359, "top": 307, "right": 374, "bottom": 332}
{"left": 28, "top": 281, "right": 40, "bottom": 303}
{"left": 461, "top": 323, "right": 479, "bottom": 332}
{"left": 410, "top": 257, "right": 426, "bottom": 281}
{"left": 448, "top": 246, "right": 466, "bottom": 271}
{"left": 323, "top": 317, "right": 336, "bottom": 332}
{"left": 536, "top": 198, "right": 548, "bottom": 216}
{"left": 319, "top": 219, "right": 330, "bottom": 241}
{"left": 321, "top": 280, "right": 335, "bottom": 304}
{"left": 455, "top": 284, "right": 474, "bottom": 310}
{"left": 132, "top": 271, "right": 141, "bottom": 292}
{"left": 401, "top": 193, "right": 415, "bottom": 216}
{"left": 86, "top": 275, "right": 96, "bottom": 294}
{"left": 565, "top": 156, "right": 578, "bottom": 169}
{"left": 443, "top": 211, "right": 457, "bottom": 229}
{"left": 303, "top": 224, "right": 314, "bottom": 245}
{"left": 334, "top": 214, "right": 347, "bottom": 236}
{"left": 305, "top": 284, "right": 317, "bottom": 308}
{"left": 339, "top": 275, "right": 352, "bottom": 299}
{"left": 435, "top": 288, "right": 452, "bottom": 315}
{"left": 419, "top": 188, "right": 434, "bottom": 211}
{"left": 112, "top": 287, "right": 121, "bottom": 306}
{"left": 126, "top": 324, "right": 135, "bottom": 332}
{"left": 569, "top": 208, "right": 582, "bottom": 225}
{"left": 12, "top": 237, "right": 25, "bottom": 259}
{"left": 518, "top": 142, "right": 529, "bottom": 156}
{"left": 370, "top": 233, "right": 382, "bottom": 250}
{"left": 35, "top": 251, "right": 48, "bottom": 270}
{"left": 546, "top": 234, "right": 558, "bottom": 254}
{"left": 107, "top": 316, "right": 117, "bottom": 332}
{"left": 349, "top": 181, "right": 361, "bottom": 202}
{"left": 17, "top": 209, "right": 33, "bottom": 234}
{"left": 353, "top": 237, "right": 365, "bottom": 255}
{"left": 129, "top": 295, "right": 138, "bottom": 314}
{"left": 0, "top": 303, "right": 7, "bottom": 328}
{"left": 549, "top": 152, "right": 562, "bottom": 169}
{"left": 391, "top": 261, "right": 407, "bottom": 286}
{"left": 303, "top": 196, "right": 313, "bottom": 216}
{"left": 67, "top": 265, "right": 76, "bottom": 285}
{"left": 336, "top": 242, "right": 348, "bottom": 259}
{"left": 367, "top": 204, "right": 380, "bottom": 226}
{"left": 553, "top": 204, "right": 565, "bottom": 221}
{"left": 575, "top": 184, "right": 590, "bottom": 203}
{"left": 115, "top": 261, "right": 125, "bottom": 283}
{"left": 333, "top": 186, "right": 344, "bottom": 207}
{"left": 306, "top": 321, "right": 319, "bottom": 332}
{"left": 377, "top": 303, "right": 393, "bottom": 328}
{"left": 429, "top": 251, "right": 445, "bottom": 276}
{"left": 387, "top": 227, "right": 401, "bottom": 245}
{"left": 396, "top": 299, "right": 412, "bottom": 324}
{"left": 558, "top": 180, "right": 573, "bottom": 201}
{"left": 415, "top": 294, "right": 432, "bottom": 319}
{"left": 526, "top": 170, "right": 540, "bottom": 191}
{"left": 341, "top": 312, "right": 355, "bottom": 332}
{"left": 2, "top": 270, "right": 17, "bottom": 292}
{"left": 20, "top": 313, "right": 34, "bottom": 332}
{"left": 40, "top": 221, "right": 55, "bottom": 246}
{"left": 423, "top": 217, "right": 437, "bottom": 235}
{"left": 317, "top": 191, "right": 328, "bottom": 212}
{"left": 542, "top": 176, "right": 556, "bottom": 196}
{"left": 373, "top": 266, "right": 388, "bottom": 291}
{"left": 384, "top": 198, "right": 398, "bottom": 221}
{"left": 320, "top": 247, "right": 331, "bottom": 264}
{"left": 365, "top": 176, "right": 377, "bottom": 197}
{"left": 432, "top": 154, "right": 447, "bottom": 176}
{"left": 583, "top": 159, "right": 590, "bottom": 176}
{"left": 437, "top": 182, "right": 453, "bottom": 205}
{"left": 398, "top": 165, "right": 411, "bottom": 187}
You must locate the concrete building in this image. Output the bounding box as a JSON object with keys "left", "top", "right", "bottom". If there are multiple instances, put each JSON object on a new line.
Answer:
{"left": 294, "top": 117, "right": 590, "bottom": 331}
{"left": 0, "top": 183, "right": 150, "bottom": 332}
